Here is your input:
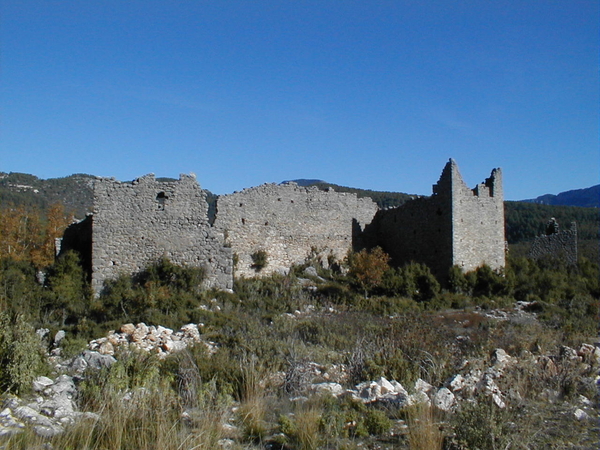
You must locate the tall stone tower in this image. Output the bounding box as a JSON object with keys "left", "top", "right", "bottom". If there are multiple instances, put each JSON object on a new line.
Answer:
{"left": 439, "top": 159, "right": 505, "bottom": 273}
{"left": 363, "top": 159, "right": 505, "bottom": 281}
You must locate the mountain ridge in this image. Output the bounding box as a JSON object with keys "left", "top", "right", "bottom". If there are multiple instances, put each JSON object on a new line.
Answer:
{"left": 522, "top": 184, "right": 599, "bottom": 208}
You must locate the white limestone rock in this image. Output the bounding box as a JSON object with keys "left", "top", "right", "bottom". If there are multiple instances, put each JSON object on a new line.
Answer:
{"left": 311, "top": 382, "right": 344, "bottom": 396}
{"left": 433, "top": 387, "right": 456, "bottom": 412}
{"left": 33, "top": 376, "right": 54, "bottom": 392}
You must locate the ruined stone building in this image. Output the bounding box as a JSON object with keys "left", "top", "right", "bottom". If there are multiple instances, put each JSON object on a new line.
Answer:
{"left": 361, "top": 159, "right": 505, "bottom": 280}
{"left": 61, "top": 159, "right": 506, "bottom": 293}
{"left": 61, "top": 174, "right": 233, "bottom": 294}
{"left": 213, "top": 183, "right": 378, "bottom": 277}
{"left": 528, "top": 220, "right": 578, "bottom": 265}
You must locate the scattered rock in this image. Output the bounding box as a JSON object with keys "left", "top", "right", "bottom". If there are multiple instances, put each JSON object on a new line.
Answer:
{"left": 574, "top": 408, "right": 589, "bottom": 421}
{"left": 433, "top": 387, "right": 456, "bottom": 412}
{"left": 54, "top": 330, "right": 66, "bottom": 346}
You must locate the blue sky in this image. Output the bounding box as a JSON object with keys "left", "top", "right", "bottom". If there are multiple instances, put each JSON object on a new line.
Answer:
{"left": 1, "top": 1, "right": 597, "bottom": 200}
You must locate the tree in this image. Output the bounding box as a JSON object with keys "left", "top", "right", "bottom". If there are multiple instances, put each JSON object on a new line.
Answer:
{"left": 348, "top": 247, "right": 391, "bottom": 297}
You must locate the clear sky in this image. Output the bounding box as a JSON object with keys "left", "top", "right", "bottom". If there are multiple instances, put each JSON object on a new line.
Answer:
{"left": 1, "top": 1, "right": 597, "bottom": 200}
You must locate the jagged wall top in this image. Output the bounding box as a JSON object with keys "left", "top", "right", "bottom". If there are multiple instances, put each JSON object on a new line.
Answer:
{"left": 433, "top": 158, "right": 502, "bottom": 200}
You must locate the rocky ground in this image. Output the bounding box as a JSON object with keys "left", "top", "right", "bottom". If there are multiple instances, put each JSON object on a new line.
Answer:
{"left": 1, "top": 305, "right": 598, "bottom": 449}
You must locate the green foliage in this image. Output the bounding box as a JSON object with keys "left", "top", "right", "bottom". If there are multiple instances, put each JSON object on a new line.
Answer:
{"left": 79, "top": 348, "right": 166, "bottom": 409}
{"left": 381, "top": 262, "right": 440, "bottom": 302}
{"left": 234, "top": 274, "right": 308, "bottom": 315}
{"left": 472, "top": 265, "right": 509, "bottom": 298}
{"left": 505, "top": 201, "right": 598, "bottom": 243}
{"left": 94, "top": 257, "right": 206, "bottom": 328}
{"left": 452, "top": 398, "right": 512, "bottom": 450}
{"left": 364, "top": 408, "right": 392, "bottom": 435}
{"left": 0, "top": 312, "right": 46, "bottom": 394}
{"left": 447, "top": 265, "right": 471, "bottom": 295}
{"left": 43, "top": 250, "right": 90, "bottom": 326}
{"left": 250, "top": 250, "right": 268, "bottom": 272}
{"left": 0, "top": 258, "right": 44, "bottom": 320}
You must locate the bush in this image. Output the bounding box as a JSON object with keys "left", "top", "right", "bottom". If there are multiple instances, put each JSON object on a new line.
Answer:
{"left": 348, "top": 247, "right": 390, "bottom": 297}
{"left": 0, "top": 312, "right": 47, "bottom": 394}
{"left": 94, "top": 257, "right": 206, "bottom": 329}
{"left": 364, "top": 408, "right": 392, "bottom": 435}
{"left": 251, "top": 250, "right": 268, "bottom": 272}
{"left": 0, "top": 258, "right": 44, "bottom": 320}
{"left": 383, "top": 262, "right": 440, "bottom": 302}
{"left": 43, "top": 250, "right": 90, "bottom": 326}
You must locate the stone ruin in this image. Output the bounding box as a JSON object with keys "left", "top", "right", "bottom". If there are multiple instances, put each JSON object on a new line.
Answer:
{"left": 60, "top": 160, "right": 508, "bottom": 294}
{"left": 361, "top": 159, "right": 505, "bottom": 280}
{"left": 213, "top": 182, "right": 378, "bottom": 277}
{"left": 528, "top": 219, "right": 578, "bottom": 265}
{"left": 60, "top": 174, "right": 233, "bottom": 294}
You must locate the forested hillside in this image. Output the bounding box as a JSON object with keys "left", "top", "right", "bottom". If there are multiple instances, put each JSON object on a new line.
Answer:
{"left": 0, "top": 172, "right": 94, "bottom": 219}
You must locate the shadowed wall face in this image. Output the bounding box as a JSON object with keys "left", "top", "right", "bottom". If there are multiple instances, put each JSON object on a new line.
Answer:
{"left": 363, "top": 159, "right": 505, "bottom": 281}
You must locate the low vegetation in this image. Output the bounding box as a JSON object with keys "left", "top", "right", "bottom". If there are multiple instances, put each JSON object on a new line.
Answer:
{"left": 0, "top": 202, "right": 597, "bottom": 449}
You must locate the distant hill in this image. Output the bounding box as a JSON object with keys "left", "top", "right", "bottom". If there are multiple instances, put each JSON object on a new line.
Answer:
{"left": 0, "top": 172, "right": 95, "bottom": 218}
{"left": 522, "top": 185, "right": 599, "bottom": 208}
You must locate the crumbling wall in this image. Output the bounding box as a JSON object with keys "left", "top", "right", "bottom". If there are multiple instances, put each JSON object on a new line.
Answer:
{"left": 90, "top": 174, "right": 233, "bottom": 294}
{"left": 363, "top": 160, "right": 505, "bottom": 281}
{"left": 213, "top": 183, "right": 378, "bottom": 277}
{"left": 529, "top": 221, "right": 578, "bottom": 265}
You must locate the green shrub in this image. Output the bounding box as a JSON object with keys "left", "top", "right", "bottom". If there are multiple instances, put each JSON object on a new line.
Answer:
{"left": 452, "top": 398, "right": 512, "bottom": 450}
{"left": 0, "top": 312, "right": 47, "bottom": 394}
{"left": 94, "top": 257, "right": 206, "bottom": 329}
{"left": 251, "top": 250, "right": 268, "bottom": 272}
{"left": 0, "top": 258, "right": 44, "bottom": 320}
{"left": 382, "top": 263, "right": 440, "bottom": 302}
{"left": 447, "top": 264, "right": 472, "bottom": 295}
{"left": 364, "top": 408, "right": 392, "bottom": 435}
{"left": 43, "top": 250, "right": 90, "bottom": 326}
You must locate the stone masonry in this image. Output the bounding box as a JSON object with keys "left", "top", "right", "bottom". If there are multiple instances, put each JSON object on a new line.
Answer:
{"left": 61, "top": 159, "right": 507, "bottom": 292}
{"left": 528, "top": 221, "right": 578, "bottom": 265}
{"left": 86, "top": 174, "right": 232, "bottom": 294}
{"left": 361, "top": 159, "right": 506, "bottom": 280}
{"left": 213, "top": 183, "right": 378, "bottom": 277}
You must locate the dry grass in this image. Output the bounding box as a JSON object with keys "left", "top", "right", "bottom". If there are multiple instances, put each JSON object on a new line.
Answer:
{"left": 293, "top": 406, "right": 322, "bottom": 450}
{"left": 406, "top": 403, "right": 445, "bottom": 450}
{"left": 0, "top": 383, "right": 228, "bottom": 450}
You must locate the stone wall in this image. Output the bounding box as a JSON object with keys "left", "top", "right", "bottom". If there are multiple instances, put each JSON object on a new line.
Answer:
{"left": 89, "top": 174, "right": 232, "bottom": 294}
{"left": 448, "top": 161, "right": 505, "bottom": 274}
{"left": 213, "top": 183, "right": 378, "bottom": 277}
{"left": 528, "top": 222, "right": 578, "bottom": 265}
{"left": 61, "top": 160, "right": 507, "bottom": 291}
{"left": 362, "top": 160, "right": 505, "bottom": 280}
